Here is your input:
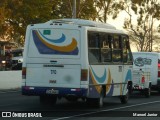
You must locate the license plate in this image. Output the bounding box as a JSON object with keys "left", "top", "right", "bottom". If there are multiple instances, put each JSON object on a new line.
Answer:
{"left": 46, "top": 89, "right": 59, "bottom": 94}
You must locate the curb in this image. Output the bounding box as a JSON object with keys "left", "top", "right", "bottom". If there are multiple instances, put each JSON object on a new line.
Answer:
{"left": 0, "top": 88, "right": 21, "bottom": 93}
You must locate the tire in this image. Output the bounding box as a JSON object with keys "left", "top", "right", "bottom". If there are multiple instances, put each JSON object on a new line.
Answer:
{"left": 144, "top": 87, "right": 151, "bottom": 98}
{"left": 158, "top": 90, "right": 160, "bottom": 94}
{"left": 40, "top": 96, "right": 57, "bottom": 105}
{"left": 120, "top": 91, "right": 129, "bottom": 104}
{"left": 86, "top": 98, "right": 93, "bottom": 106}
{"left": 128, "top": 81, "right": 133, "bottom": 95}
{"left": 95, "top": 91, "right": 104, "bottom": 108}
{"left": 86, "top": 89, "right": 104, "bottom": 108}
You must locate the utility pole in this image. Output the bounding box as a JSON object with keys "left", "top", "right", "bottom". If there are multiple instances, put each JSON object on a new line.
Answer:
{"left": 72, "top": 0, "right": 76, "bottom": 18}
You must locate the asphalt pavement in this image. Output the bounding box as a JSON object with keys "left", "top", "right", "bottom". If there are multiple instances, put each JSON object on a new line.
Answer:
{"left": 0, "top": 91, "right": 160, "bottom": 120}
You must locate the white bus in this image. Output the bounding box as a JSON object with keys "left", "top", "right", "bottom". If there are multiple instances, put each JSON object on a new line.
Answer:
{"left": 22, "top": 19, "right": 133, "bottom": 107}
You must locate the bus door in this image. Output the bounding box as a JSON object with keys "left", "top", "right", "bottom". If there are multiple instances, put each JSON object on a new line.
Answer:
{"left": 122, "top": 35, "right": 133, "bottom": 95}
{"left": 110, "top": 35, "right": 124, "bottom": 96}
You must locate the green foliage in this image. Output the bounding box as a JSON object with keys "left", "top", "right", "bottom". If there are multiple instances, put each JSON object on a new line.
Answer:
{"left": 2, "top": 0, "right": 159, "bottom": 51}
{"left": 0, "top": 0, "right": 54, "bottom": 47}
{"left": 94, "top": 0, "right": 124, "bottom": 23}
{"left": 51, "top": 0, "right": 97, "bottom": 20}
{"left": 0, "top": 0, "right": 97, "bottom": 47}
{"left": 123, "top": 0, "right": 160, "bottom": 52}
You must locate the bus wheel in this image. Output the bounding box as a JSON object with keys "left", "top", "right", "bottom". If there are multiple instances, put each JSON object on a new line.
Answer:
{"left": 128, "top": 81, "right": 133, "bottom": 95}
{"left": 94, "top": 89, "right": 104, "bottom": 108}
{"left": 120, "top": 91, "right": 128, "bottom": 104}
{"left": 40, "top": 96, "right": 57, "bottom": 105}
{"left": 144, "top": 87, "right": 151, "bottom": 98}
{"left": 86, "top": 89, "right": 104, "bottom": 108}
{"left": 158, "top": 89, "right": 160, "bottom": 94}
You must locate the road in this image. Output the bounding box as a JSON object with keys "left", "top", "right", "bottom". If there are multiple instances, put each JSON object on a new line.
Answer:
{"left": 0, "top": 91, "right": 160, "bottom": 120}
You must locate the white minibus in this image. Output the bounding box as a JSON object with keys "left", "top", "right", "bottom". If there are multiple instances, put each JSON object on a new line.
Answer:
{"left": 22, "top": 19, "right": 133, "bottom": 107}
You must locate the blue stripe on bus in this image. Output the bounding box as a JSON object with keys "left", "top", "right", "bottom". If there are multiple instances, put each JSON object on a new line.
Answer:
{"left": 22, "top": 86, "right": 87, "bottom": 97}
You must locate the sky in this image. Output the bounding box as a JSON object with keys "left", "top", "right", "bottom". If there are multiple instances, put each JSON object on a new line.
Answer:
{"left": 107, "top": 11, "right": 138, "bottom": 52}
{"left": 107, "top": 11, "right": 127, "bottom": 30}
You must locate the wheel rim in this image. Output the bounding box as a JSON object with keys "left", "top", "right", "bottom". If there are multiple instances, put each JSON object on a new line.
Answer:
{"left": 148, "top": 88, "right": 151, "bottom": 96}
{"left": 125, "top": 89, "right": 129, "bottom": 100}
{"left": 99, "top": 91, "right": 104, "bottom": 107}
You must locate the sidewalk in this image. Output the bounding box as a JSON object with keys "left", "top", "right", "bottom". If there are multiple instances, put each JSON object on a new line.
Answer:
{"left": 0, "top": 71, "right": 21, "bottom": 90}
{"left": 0, "top": 88, "right": 21, "bottom": 93}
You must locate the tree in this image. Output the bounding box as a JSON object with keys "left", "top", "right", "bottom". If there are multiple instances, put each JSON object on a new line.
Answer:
{"left": 0, "top": 0, "right": 54, "bottom": 47}
{"left": 122, "top": 0, "right": 160, "bottom": 51}
{"left": 51, "top": 0, "right": 97, "bottom": 20}
{"left": 5, "top": 0, "right": 54, "bottom": 47}
{"left": 0, "top": 0, "right": 11, "bottom": 40}
{"left": 0, "top": 0, "right": 97, "bottom": 47}
{"left": 95, "top": 0, "right": 125, "bottom": 23}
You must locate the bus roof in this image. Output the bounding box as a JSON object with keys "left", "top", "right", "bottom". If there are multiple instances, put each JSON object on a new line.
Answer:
{"left": 46, "top": 19, "right": 116, "bottom": 30}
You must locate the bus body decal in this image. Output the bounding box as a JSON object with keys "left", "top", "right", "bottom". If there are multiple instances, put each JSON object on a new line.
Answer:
{"left": 32, "top": 30, "right": 79, "bottom": 55}
{"left": 89, "top": 68, "right": 102, "bottom": 94}
{"left": 106, "top": 69, "right": 114, "bottom": 96}
{"left": 122, "top": 69, "right": 132, "bottom": 94}
{"left": 106, "top": 81, "right": 114, "bottom": 96}
{"left": 90, "top": 67, "right": 106, "bottom": 83}
{"left": 38, "top": 30, "right": 66, "bottom": 43}
{"left": 89, "top": 67, "right": 114, "bottom": 97}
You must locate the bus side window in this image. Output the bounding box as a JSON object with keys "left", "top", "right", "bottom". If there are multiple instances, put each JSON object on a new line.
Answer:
{"left": 101, "top": 34, "right": 112, "bottom": 62}
{"left": 112, "top": 35, "right": 122, "bottom": 62}
{"left": 122, "top": 36, "right": 132, "bottom": 63}
{"left": 122, "top": 36, "right": 128, "bottom": 63}
{"left": 88, "top": 32, "right": 101, "bottom": 64}
{"left": 126, "top": 40, "right": 133, "bottom": 63}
